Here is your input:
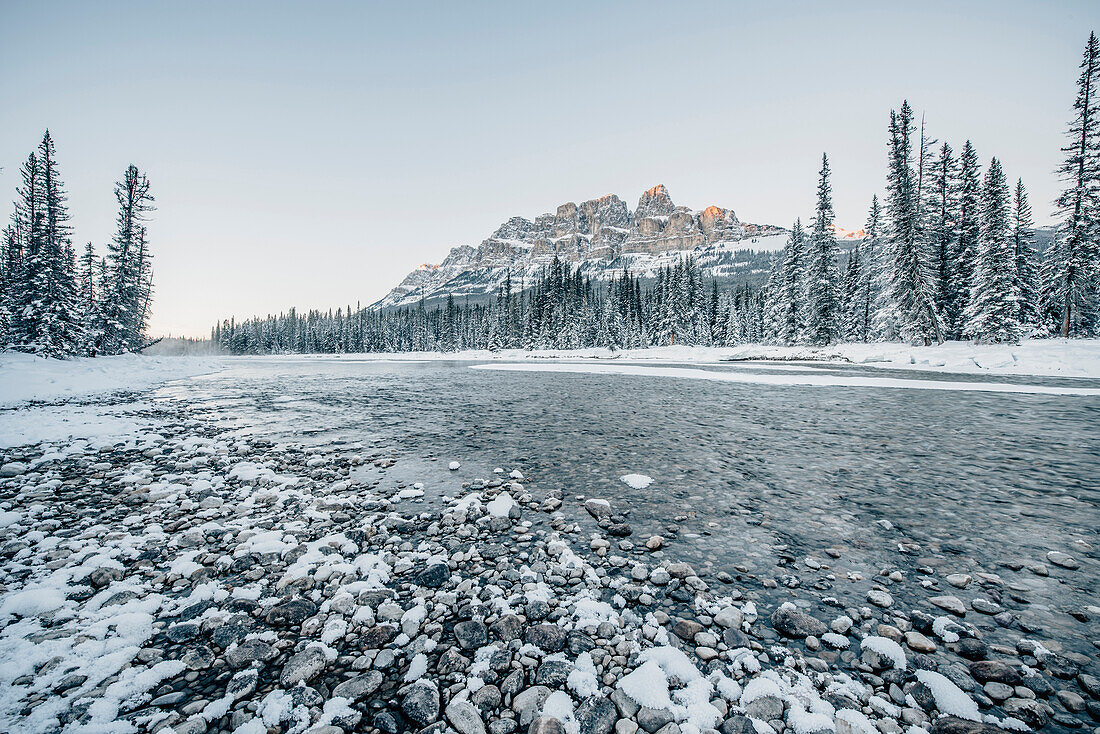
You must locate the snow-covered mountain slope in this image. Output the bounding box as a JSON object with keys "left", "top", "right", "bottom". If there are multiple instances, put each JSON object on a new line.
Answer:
{"left": 375, "top": 185, "right": 788, "bottom": 309}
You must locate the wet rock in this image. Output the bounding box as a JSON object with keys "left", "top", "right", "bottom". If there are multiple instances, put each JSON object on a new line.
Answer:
{"left": 969, "top": 661, "right": 1022, "bottom": 686}
{"left": 637, "top": 707, "right": 675, "bottom": 732}
{"left": 332, "top": 671, "right": 383, "bottom": 701}
{"left": 672, "top": 618, "right": 703, "bottom": 640}
{"left": 536, "top": 659, "right": 572, "bottom": 686}
{"left": 0, "top": 461, "right": 28, "bottom": 477}
{"left": 362, "top": 623, "right": 398, "bottom": 647}
{"left": 526, "top": 623, "right": 567, "bottom": 652}
{"left": 225, "top": 639, "right": 276, "bottom": 668}
{"left": 414, "top": 562, "right": 451, "bottom": 587}
{"left": 265, "top": 598, "right": 317, "bottom": 627}
{"left": 446, "top": 699, "right": 487, "bottom": 734}
{"left": 956, "top": 638, "right": 988, "bottom": 660}
{"left": 514, "top": 686, "right": 552, "bottom": 727}
{"left": 928, "top": 717, "right": 1002, "bottom": 734}
{"left": 744, "top": 695, "right": 784, "bottom": 720}
{"left": 491, "top": 614, "right": 525, "bottom": 641}
{"left": 771, "top": 606, "right": 826, "bottom": 638}
{"left": 401, "top": 679, "right": 440, "bottom": 727}
{"left": 867, "top": 589, "right": 893, "bottom": 608}
{"left": 1001, "top": 697, "right": 1048, "bottom": 728}
{"left": 1046, "top": 551, "right": 1079, "bottom": 569}
{"left": 455, "top": 620, "right": 489, "bottom": 649}
{"left": 576, "top": 696, "right": 617, "bottom": 734}
{"left": 905, "top": 631, "right": 936, "bottom": 653}
{"left": 930, "top": 596, "right": 966, "bottom": 616}
{"left": 279, "top": 647, "right": 327, "bottom": 686}
{"left": 585, "top": 499, "right": 613, "bottom": 521}
{"left": 530, "top": 716, "right": 566, "bottom": 734}
{"left": 719, "top": 715, "right": 755, "bottom": 734}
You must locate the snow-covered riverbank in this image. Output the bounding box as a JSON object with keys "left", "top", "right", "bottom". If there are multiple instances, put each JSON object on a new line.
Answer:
{"left": 219, "top": 340, "right": 1100, "bottom": 380}
{"left": 1, "top": 406, "right": 1095, "bottom": 734}
{"left": 2, "top": 339, "right": 1098, "bottom": 412}
{"left": 0, "top": 353, "right": 221, "bottom": 407}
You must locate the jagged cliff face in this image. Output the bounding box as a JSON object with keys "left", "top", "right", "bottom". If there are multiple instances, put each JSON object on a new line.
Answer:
{"left": 376, "top": 185, "right": 786, "bottom": 309}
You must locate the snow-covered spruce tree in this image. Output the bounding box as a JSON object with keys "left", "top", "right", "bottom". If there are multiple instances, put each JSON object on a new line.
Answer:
{"left": 77, "top": 241, "right": 99, "bottom": 352}
{"left": 1011, "top": 179, "right": 1041, "bottom": 331}
{"left": 804, "top": 153, "right": 841, "bottom": 345}
{"left": 840, "top": 240, "right": 862, "bottom": 341}
{"left": 927, "top": 142, "right": 959, "bottom": 318}
{"left": 1042, "top": 31, "right": 1100, "bottom": 336}
{"left": 853, "top": 196, "right": 882, "bottom": 342}
{"left": 778, "top": 219, "right": 806, "bottom": 345}
{"left": 8, "top": 151, "right": 43, "bottom": 351}
{"left": 99, "top": 165, "right": 155, "bottom": 354}
{"left": 879, "top": 102, "right": 943, "bottom": 344}
{"left": 37, "top": 132, "right": 83, "bottom": 356}
{"left": 0, "top": 225, "right": 20, "bottom": 345}
{"left": 964, "top": 158, "right": 1020, "bottom": 342}
{"left": 944, "top": 140, "right": 981, "bottom": 338}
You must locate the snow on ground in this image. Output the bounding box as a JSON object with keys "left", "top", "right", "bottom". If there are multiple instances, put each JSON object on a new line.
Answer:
{"left": 0, "top": 405, "right": 152, "bottom": 449}
{"left": 0, "top": 352, "right": 221, "bottom": 407}
{"left": 470, "top": 362, "right": 1100, "bottom": 396}
{"left": 246, "top": 338, "right": 1100, "bottom": 379}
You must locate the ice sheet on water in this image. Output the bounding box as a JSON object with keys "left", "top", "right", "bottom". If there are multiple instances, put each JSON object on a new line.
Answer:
{"left": 620, "top": 473, "right": 654, "bottom": 489}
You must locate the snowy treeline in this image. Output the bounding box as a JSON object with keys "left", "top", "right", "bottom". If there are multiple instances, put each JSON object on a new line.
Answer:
{"left": 0, "top": 132, "right": 156, "bottom": 358}
{"left": 216, "top": 34, "right": 1100, "bottom": 355}
{"left": 213, "top": 259, "right": 763, "bottom": 354}
{"left": 766, "top": 33, "right": 1100, "bottom": 346}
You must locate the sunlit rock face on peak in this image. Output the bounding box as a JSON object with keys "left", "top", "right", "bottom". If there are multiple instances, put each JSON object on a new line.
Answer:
{"left": 374, "top": 186, "right": 788, "bottom": 309}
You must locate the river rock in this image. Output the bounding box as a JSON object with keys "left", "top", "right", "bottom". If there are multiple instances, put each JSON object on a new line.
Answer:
{"left": 1046, "top": 551, "right": 1079, "bottom": 569}
{"left": 526, "top": 623, "right": 567, "bottom": 652}
{"left": 446, "top": 699, "right": 487, "bottom": 734}
{"left": 455, "top": 620, "right": 489, "bottom": 649}
{"left": 280, "top": 647, "right": 327, "bottom": 686}
{"left": 332, "top": 671, "right": 383, "bottom": 701}
{"left": 576, "top": 696, "right": 617, "bottom": 734}
{"left": 530, "top": 717, "right": 566, "bottom": 734}
{"left": 401, "top": 680, "right": 440, "bottom": 726}
{"left": 930, "top": 595, "right": 967, "bottom": 616}
{"left": 771, "top": 606, "right": 827, "bottom": 638}
{"left": 969, "top": 660, "right": 1022, "bottom": 685}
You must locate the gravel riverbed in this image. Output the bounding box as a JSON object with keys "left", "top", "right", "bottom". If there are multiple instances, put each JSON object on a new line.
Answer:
{"left": 0, "top": 401, "right": 1097, "bottom": 734}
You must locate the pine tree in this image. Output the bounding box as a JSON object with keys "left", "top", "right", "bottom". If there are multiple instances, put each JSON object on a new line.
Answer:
{"left": 857, "top": 196, "right": 882, "bottom": 342}
{"left": 1011, "top": 179, "right": 1041, "bottom": 330}
{"left": 37, "top": 132, "right": 83, "bottom": 356}
{"left": 964, "top": 158, "right": 1020, "bottom": 342}
{"left": 880, "top": 102, "right": 943, "bottom": 344}
{"left": 946, "top": 140, "right": 981, "bottom": 337}
{"left": 9, "top": 151, "right": 43, "bottom": 350}
{"left": 840, "top": 241, "right": 862, "bottom": 341}
{"left": 99, "top": 165, "right": 155, "bottom": 354}
{"left": 804, "top": 153, "right": 841, "bottom": 345}
{"left": 927, "top": 142, "right": 959, "bottom": 317}
{"left": 0, "top": 225, "right": 20, "bottom": 346}
{"left": 778, "top": 219, "right": 806, "bottom": 344}
{"left": 1042, "top": 31, "right": 1100, "bottom": 336}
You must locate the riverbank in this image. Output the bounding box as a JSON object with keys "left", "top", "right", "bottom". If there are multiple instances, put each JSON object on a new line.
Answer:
{"left": 0, "top": 398, "right": 1096, "bottom": 734}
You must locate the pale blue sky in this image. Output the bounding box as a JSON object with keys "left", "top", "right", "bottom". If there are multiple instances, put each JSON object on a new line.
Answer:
{"left": 1, "top": 1, "right": 1093, "bottom": 336}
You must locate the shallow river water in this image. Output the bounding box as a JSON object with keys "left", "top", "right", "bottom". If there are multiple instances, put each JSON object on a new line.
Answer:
{"left": 154, "top": 356, "right": 1100, "bottom": 657}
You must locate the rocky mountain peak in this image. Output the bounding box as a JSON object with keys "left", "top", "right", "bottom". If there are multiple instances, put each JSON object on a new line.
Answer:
{"left": 373, "top": 185, "right": 786, "bottom": 309}
{"left": 635, "top": 184, "right": 675, "bottom": 218}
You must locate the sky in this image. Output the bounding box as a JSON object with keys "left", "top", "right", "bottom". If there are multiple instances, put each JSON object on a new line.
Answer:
{"left": 1, "top": 1, "right": 1095, "bottom": 337}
